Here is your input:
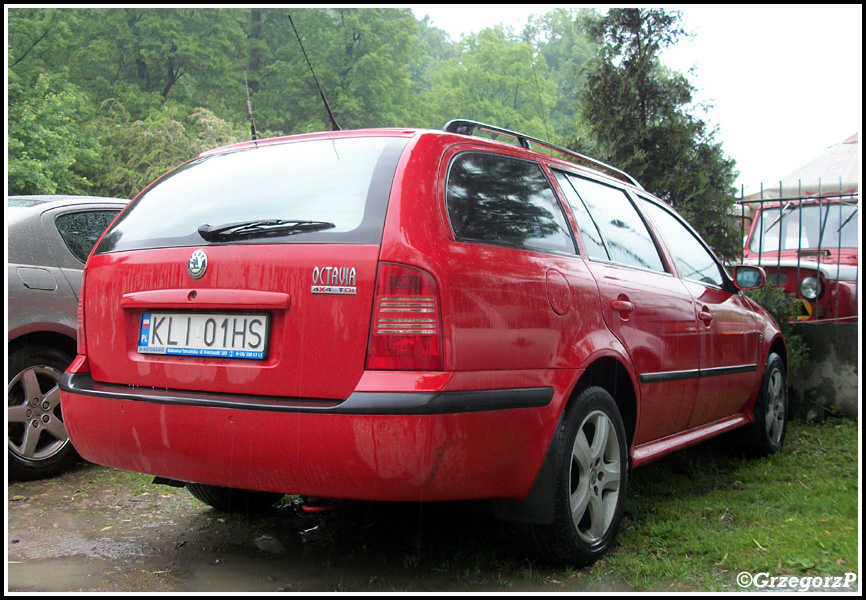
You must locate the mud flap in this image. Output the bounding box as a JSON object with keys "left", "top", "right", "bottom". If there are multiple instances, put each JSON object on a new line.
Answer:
{"left": 491, "top": 413, "right": 563, "bottom": 525}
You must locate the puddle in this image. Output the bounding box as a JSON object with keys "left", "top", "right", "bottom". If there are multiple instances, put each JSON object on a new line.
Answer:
{"left": 254, "top": 535, "right": 288, "bottom": 554}
{"left": 8, "top": 558, "right": 112, "bottom": 593}
{"left": 8, "top": 463, "right": 636, "bottom": 593}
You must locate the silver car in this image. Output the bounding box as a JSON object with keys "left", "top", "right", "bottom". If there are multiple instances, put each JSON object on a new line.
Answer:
{"left": 8, "top": 195, "right": 128, "bottom": 480}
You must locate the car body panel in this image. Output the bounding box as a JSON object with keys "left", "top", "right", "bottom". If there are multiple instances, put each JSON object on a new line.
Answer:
{"left": 60, "top": 127, "right": 784, "bottom": 504}
{"left": 8, "top": 196, "right": 129, "bottom": 344}
{"left": 83, "top": 243, "right": 381, "bottom": 400}
{"left": 8, "top": 195, "right": 128, "bottom": 480}
{"left": 61, "top": 384, "right": 551, "bottom": 502}
{"left": 681, "top": 281, "right": 761, "bottom": 428}
{"left": 585, "top": 261, "right": 700, "bottom": 444}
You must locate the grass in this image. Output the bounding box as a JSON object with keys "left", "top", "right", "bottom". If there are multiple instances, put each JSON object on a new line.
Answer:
{"left": 215, "top": 418, "right": 860, "bottom": 592}
{"left": 580, "top": 418, "right": 859, "bottom": 591}
{"left": 292, "top": 417, "right": 859, "bottom": 592}
{"left": 11, "top": 418, "right": 856, "bottom": 592}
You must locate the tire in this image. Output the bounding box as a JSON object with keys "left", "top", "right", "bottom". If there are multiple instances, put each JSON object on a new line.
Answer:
{"left": 525, "top": 386, "right": 629, "bottom": 566}
{"left": 8, "top": 345, "right": 79, "bottom": 481}
{"left": 187, "top": 482, "right": 284, "bottom": 513}
{"left": 742, "top": 352, "right": 788, "bottom": 457}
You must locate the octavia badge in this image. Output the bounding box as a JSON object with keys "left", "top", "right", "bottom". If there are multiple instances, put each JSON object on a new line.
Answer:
{"left": 188, "top": 250, "right": 208, "bottom": 279}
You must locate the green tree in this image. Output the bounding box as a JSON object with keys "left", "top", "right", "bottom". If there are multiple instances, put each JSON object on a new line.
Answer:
{"left": 8, "top": 8, "right": 71, "bottom": 77}
{"left": 525, "top": 8, "right": 596, "bottom": 140}
{"left": 242, "top": 8, "right": 421, "bottom": 134}
{"left": 7, "top": 7, "right": 600, "bottom": 198}
{"left": 88, "top": 100, "right": 247, "bottom": 198}
{"left": 8, "top": 72, "right": 101, "bottom": 195}
{"left": 63, "top": 8, "right": 247, "bottom": 117}
{"left": 427, "top": 26, "right": 557, "bottom": 138}
{"left": 577, "top": 8, "right": 740, "bottom": 259}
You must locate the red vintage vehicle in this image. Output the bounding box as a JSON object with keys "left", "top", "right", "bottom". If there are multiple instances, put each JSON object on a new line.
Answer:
{"left": 742, "top": 195, "right": 858, "bottom": 321}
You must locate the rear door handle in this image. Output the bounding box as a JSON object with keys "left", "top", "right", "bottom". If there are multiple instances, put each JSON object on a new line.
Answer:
{"left": 611, "top": 300, "right": 635, "bottom": 314}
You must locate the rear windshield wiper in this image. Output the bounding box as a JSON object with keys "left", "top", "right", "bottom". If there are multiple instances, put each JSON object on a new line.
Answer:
{"left": 198, "top": 219, "right": 336, "bottom": 241}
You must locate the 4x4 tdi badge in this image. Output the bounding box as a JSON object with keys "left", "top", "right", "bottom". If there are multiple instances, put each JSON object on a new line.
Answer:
{"left": 311, "top": 266, "right": 356, "bottom": 295}
{"left": 188, "top": 250, "right": 208, "bottom": 279}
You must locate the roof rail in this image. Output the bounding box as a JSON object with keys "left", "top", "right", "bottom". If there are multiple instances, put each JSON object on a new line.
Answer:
{"left": 443, "top": 119, "right": 643, "bottom": 190}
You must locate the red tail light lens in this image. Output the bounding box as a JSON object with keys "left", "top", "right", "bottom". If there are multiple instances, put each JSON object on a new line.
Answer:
{"left": 76, "top": 293, "right": 87, "bottom": 356}
{"left": 366, "top": 263, "right": 443, "bottom": 371}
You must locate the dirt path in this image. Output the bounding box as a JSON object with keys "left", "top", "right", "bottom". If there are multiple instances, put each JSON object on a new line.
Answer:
{"left": 8, "top": 462, "right": 629, "bottom": 593}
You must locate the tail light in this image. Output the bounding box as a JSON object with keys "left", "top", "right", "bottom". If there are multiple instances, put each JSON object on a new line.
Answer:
{"left": 76, "top": 280, "right": 87, "bottom": 356}
{"left": 366, "top": 263, "right": 443, "bottom": 371}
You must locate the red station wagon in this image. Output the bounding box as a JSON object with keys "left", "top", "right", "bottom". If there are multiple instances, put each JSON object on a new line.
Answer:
{"left": 61, "top": 120, "right": 787, "bottom": 565}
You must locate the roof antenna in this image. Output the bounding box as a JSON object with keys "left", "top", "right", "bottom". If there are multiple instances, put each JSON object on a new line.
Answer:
{"left": 288, "top": 14, "right": 341, "bottom": 131}
{"left": 243, "top": 67, "right": 258, "bottom": 141}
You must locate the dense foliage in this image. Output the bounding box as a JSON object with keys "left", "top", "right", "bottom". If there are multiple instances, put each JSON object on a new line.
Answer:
{"left": 8, "top": 7, "right": 739, "bottom": 254}
{"left": 577, "top": 8, "right": 740, "bottom": 258}
{"left": 744, "top": 284, "right": 809, "bottom": 375}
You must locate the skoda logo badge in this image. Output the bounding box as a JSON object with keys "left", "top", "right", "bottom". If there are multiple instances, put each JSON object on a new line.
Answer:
{"left": 188, "top": 250, "right": 208, "bottom": 279}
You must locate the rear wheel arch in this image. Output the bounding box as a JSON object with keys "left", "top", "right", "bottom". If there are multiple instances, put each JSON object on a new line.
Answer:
{"left": 571, "top": 356, "right": 637, "bottom": 448}
{"left": 9, "top": 331, "right": 77, "bottom": 360}
{"left": 509, "top": 383, "right": 631, "bottom": 565}
{"left": 769, "top": 336, "right": 788, "bottom": 375}
{"left": 494, "top": 355, "right": 637, "bottom": 527}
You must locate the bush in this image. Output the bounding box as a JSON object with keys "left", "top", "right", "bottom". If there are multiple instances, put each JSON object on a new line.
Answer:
{"left": 8, "top": 73, "right": 101, "bottom": 195}
{"left": 745, "top": 284, "right": 809, "bottom": 377}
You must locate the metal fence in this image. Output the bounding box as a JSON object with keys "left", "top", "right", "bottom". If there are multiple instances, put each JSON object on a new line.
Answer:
{"left": 734, "top": 182, "right": 859, "bottom": 323}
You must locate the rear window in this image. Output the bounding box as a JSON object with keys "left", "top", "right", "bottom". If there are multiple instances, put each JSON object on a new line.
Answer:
{"left": 96, "top": 137, "right": 408, "bottom": 253}
{"left": 445, "top": 152, "right": 575, "bottom": 254}
{"left": 55, "top": 210, "right": 122, "bottom": 262}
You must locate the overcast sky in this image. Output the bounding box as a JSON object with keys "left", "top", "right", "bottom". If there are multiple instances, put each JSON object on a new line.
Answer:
{"left": 409, "top": 4, "right": 862, "bottom": 194}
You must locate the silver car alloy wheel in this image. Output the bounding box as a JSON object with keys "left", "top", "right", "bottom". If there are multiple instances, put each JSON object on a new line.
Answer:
{"left": 8, "top": 363, "right": 70, "bottom": 462}
{"left": 569, "top": 409, "right": 623, "bottom": 544}
{"left": 764, "top": 363, "right": 786, "bottom": 447}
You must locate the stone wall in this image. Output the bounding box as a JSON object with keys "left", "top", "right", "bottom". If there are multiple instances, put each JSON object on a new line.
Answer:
{"left": 788, "top": 322, "right": 859, "bottom": 419}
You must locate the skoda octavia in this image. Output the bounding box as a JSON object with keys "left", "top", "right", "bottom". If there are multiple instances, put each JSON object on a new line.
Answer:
{"left": 61, "top": 121, "right": 787, "bottom": 565}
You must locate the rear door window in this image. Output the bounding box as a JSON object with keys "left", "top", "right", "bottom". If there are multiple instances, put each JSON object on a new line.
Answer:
{"left": 554, "top": 171, "right": 665, "bottom": 272}
{"left": 445, "top": 152, "right": 575, "bottom": 254}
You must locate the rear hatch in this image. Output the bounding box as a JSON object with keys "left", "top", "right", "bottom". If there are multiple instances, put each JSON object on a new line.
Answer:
{"left": 84, "top": 134, "right": 410, "bottom": 400}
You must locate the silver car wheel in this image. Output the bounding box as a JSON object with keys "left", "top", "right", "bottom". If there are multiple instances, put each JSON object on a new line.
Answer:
{"left": 764, "top": 363, "right": 786, "bottom": 446}
{"left": 569, "top": 409, "right": 622, "bottom": 544}
{"left": 8, "top": 364, "right": 70, "bottom": 462}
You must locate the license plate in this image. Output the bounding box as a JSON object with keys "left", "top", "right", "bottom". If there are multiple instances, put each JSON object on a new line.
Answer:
{"left": 137, "top": 312, "right": 269, "bottom": 360}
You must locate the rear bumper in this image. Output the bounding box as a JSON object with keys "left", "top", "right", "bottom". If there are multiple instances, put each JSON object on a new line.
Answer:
{"left": 60, "top": 371, "right": 559, "bottom": 502}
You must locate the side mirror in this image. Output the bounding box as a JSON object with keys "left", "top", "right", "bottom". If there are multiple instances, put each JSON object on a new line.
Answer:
{"left": 733, "top": 265, "right": 766, "bottom": 290}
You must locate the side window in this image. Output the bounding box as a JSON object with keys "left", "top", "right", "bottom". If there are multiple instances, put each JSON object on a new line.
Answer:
{"left": 557, "top": 172, "right": 665, "bottom": 272}
{"left": 552, "top": 171, "right": 608, "bottom": 261}
{"left": 55, "top": 210, "right": 121, "bottom": 263}
{"left": 445, "top": 152, "right": 575, "bottom": 254}
{"left": 640, "top": 198, "right": 725, "bottom": 287}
